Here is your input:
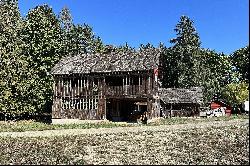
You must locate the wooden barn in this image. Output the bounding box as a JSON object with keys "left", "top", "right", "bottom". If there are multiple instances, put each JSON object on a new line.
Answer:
{"left": 51, "top": 49, "right": 203, "bottom": 122}
{"left": 51, "top": 48, "right": 163, "bottom": 122}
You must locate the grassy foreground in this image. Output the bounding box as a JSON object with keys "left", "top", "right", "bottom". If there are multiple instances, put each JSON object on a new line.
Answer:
{"left": 0, "top": 121, "right": 249, "bottom": 165}
{"left": 0, "top": 114, "right": 248, "bottom": 132}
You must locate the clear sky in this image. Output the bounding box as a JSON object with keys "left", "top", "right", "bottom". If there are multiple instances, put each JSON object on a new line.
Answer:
{"left": 19, "top": 0, "right": 249, "bottom": 55}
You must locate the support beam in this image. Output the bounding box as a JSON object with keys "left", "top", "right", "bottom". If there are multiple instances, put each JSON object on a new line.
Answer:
{"left": 52, "top": 78, "right": 56, "bottom": 114}
{"left": 148, "top": 75, "right": 151, "bottom": 94}
{"left": 170, "top": 103, "right": 172, "bottom": 118}
{"left": 61, "top": 78, "right": 64, "bottom": 110}
{"left": 80, "top": 77, "right": 82, "bottom": 110}
{"left": 138, "top": 75, "right": 141, "bottom": 93}
{"left": 104, "top": 99, "right": 107, "bottom": 120}
{"left": 89, "top": 98, "right": 91, "bottom": 110}
{"left": 77, "top": 78, "right": 80, "bottom": 96}
{"left": 122, "top": 76, "right": 125, "bottom": 87}
{"left": 54, "top": 78, "right": 57, "bottom": 100}
{"left": 125, "top": 76, "right": 128, "bottom": 95}
{"left": 77, "top": 78, "right": 79, "bottom": 110}
{"left": 70, "top": 78, "right": 72, "bottom": 109}
{"left": 74, "top": 78, "right": 76, "bottom": 109}
{"left": 86, "top": 77, "right": 88, "bottom": 96}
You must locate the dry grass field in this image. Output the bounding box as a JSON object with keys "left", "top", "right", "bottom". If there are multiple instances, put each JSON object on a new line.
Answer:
{"left": 0, "top": 117, "right": 249, "bottom": 165}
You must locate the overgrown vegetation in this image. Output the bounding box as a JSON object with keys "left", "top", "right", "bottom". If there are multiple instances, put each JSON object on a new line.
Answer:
{"left": 0, "top": 121, "right": 248, "bottom": 165}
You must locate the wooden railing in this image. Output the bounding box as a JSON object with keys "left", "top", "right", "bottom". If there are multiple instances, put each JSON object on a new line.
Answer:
{"left": 56, "top": 84, "right": 150, "bottom": 98}
{"left": 105, "top": 85, "right": 147, "bottom": 96}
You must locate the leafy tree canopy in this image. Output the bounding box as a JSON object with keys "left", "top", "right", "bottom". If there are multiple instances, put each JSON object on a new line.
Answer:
{"left": 230, "top": 46, "right": 249, "bottom": 83}
{"left": 221, "top": 82, "right": 249, "bottom": 106}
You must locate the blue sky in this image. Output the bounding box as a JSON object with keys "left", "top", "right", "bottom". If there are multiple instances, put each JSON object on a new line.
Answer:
{"left": 19, "top": 0, "right": 249, "bottom": 54}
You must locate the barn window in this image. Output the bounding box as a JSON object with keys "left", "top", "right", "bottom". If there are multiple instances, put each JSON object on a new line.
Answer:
{"left": 106, "top": 76, "right": 123, "bottom": 86}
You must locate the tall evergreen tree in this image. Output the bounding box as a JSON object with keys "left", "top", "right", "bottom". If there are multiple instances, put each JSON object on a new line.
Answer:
{"left": 162, "top": 15, "right": 234, "bottom": 104}
{"left": 167, "top": 15, "right": 201, "bottom": 88}
{"left": 161, "top": 47, "right": 179, "bottom": 88}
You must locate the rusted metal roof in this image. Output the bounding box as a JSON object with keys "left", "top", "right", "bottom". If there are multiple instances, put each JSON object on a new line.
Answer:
{"left": 51, "top": 48, "right": 160, "bottom": 75}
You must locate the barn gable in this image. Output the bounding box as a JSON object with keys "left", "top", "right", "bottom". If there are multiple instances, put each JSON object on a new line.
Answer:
{"left": 51, "top": 48, "right": 161, "bottom": 75}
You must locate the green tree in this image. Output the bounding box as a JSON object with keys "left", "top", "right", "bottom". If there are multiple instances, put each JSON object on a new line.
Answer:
{"left": 162, "top": 15, "right": 235, "bottom": 105}
{"left": 0, "top": 1, "right": 105, "bottom": 119}
{"left": 20, "top": 4, "right": 64, "bottom": 114}
{"left": 168, "top": 15, "right": 201, "bottom": 88}
{"left": 221, "top": 82, "right": 249, "bottom": 106}
{"left": 59, "top": 6, "right": 73, "bottom": 32}
{"left": 92, "top": 36, "right": 105, "bottom": 53}
{"left": 230, "top": 46, "right": 249, "bottom": 83}
{"left": 161, "top": 47, "right": 179, "bottom": 88}
{"left": 0, "top": 0, "right": 31, "bottom": 117}
{"left": 219, "top": 46, "right": 249, "bottom": 109}
{"left": 117, "top": 42, "right": 135, "bottom": 52}
{"left": 197, "top": 49, "right": 233, "bottom": 103}
{"left": 20, "top": 4, "right": 105, "bottom": 115}
{"left": 139, "top": 43, "right": 155, "bottom": 50}
{"left": 59, "top": 6, "right": 105, "bottom": 55}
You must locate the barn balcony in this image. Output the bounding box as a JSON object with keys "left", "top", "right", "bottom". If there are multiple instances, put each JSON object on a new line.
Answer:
{"left": 105, "top": 85, "right": 148, "bottom": 96}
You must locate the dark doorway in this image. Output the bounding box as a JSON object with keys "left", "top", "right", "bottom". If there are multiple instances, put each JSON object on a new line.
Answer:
{"left": 106, "top": 98, "right": 147, "bottom": 122}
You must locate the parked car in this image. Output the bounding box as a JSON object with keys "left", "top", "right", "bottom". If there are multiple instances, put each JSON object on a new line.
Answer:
{"left": 212, "top": 108, "right": 223, "bottom": 117}
{"left": 199, "top": 107, "right": 212, "bottom": 118}
{"left": 200, "top": 107, "right": 226, "bottom": 118}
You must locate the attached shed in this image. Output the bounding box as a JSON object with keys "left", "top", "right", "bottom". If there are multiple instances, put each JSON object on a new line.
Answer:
{"left": 159, "top": 87, "right": 203, "bottom": 117}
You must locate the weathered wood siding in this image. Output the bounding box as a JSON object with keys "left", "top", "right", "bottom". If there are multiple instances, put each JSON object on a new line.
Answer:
{"left": 52, "top": 70, "right": 157, "bottom": 119}
{"left": 52, "top": 75, "right": 105, "bottom": 119}
{"left": 160, "top": 103, "right": 200, "bottom": 118}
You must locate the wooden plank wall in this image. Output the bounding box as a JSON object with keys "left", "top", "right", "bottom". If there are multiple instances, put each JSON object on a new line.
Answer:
{"left": 52, "top": 70, "right": 157, "bottom": 120}
{"left": 160, "top": 103, "right": 200, "bottom": 118}
{"left": 52, "top": 75, "right": 105, "bottom": 119}
{"left": 105, "top": 73, "right": 155, "bottom": 97}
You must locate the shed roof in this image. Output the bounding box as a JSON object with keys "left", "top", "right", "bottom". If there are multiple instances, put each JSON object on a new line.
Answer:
{"left": 210, "top": 99, "right": 231, "bottom": 107}
{"left": 51, "top": 48, "right": 160, "bottom": 75}
{"left": 159, "top": 87, "right": 203, "bottom": 105}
